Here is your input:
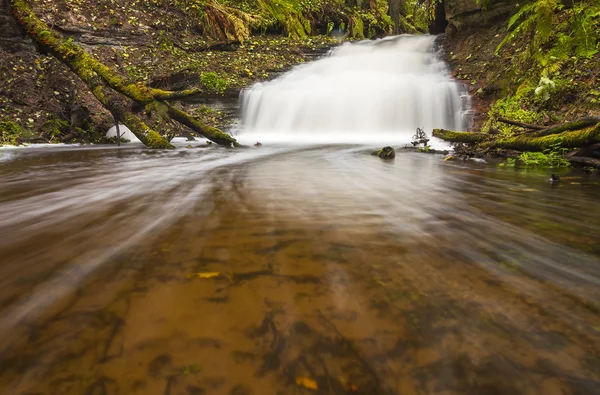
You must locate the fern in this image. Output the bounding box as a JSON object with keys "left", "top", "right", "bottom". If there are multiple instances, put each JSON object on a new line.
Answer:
{"left": 496, "top": 0, "right": 559, "bottom": 54}
{"left": 497, "top": 0, "right": 599, "bottom": 66}
{"left": 571, "top": 4, "right": 600, "bottom": 58}
{"left": 257, "top": 0, "right": 311, "bottom": 38}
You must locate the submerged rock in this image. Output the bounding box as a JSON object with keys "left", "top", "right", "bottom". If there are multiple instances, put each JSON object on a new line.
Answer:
{"left": 371, "top": 146, "right": 396, "bottom": 159}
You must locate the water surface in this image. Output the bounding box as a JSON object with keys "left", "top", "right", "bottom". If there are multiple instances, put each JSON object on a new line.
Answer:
{"left": 0, "top": 145, "right": 599, "bottom": 395}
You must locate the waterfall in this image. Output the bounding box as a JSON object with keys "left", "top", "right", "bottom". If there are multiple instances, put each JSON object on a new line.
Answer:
{"left": 238, "top": 35, "right": 471, "bottom": 146}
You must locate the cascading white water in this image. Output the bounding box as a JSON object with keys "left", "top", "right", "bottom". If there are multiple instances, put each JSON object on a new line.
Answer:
{"left": 238, "top": 35, "right": 471, "bottom": 146}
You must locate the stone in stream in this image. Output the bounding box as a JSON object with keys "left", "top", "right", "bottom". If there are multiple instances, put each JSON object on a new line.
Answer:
{"left": 371, "top": 146, "right": 396, "bottom": 160}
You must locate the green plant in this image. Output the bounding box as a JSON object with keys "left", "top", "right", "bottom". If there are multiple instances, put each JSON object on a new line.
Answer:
{"left": 497, "top": 0, "right": 599, "bottom": 66}
{"left": 0, "top": 120, "right": 29, "bottom": 145}
{"left": 534, "top": 76, "right": 556, "bottom": 102}
{"left": 518, "top": 138, "right": 571, "bottom": 168}
{"left": 496, "top": 0, "right": 561, "bottom": 55}
{"left": 200, "top": 72, "right": 229, "bottom": 95}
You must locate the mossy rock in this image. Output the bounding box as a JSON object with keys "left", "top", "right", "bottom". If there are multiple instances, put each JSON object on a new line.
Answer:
{"left": 371, "top": 146, "right": 396, "bottom": 159}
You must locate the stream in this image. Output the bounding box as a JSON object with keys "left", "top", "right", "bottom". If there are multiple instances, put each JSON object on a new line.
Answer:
{"left": 0, "top": 35, "right": 600, "bottom": 395}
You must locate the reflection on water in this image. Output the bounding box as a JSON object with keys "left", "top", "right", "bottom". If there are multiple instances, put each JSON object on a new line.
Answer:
{"left": 0, "top": 145, "right": 599, "bottom": 395}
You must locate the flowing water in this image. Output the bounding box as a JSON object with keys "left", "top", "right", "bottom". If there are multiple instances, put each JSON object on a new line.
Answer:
{"left": 239, "top": 35, "right": 471, "bottom": 146}
{"left": 1, "top": 36, "right": 600, "bottom": 395}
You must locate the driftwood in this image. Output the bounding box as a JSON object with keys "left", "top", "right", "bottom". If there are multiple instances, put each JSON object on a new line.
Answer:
{"left": 497, "top": 117, "right": 545, "bottom": 130}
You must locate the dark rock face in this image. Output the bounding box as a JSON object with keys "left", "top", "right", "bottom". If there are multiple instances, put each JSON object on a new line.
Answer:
{"left": 445, "top": 0, "right": 515, "bottom": 31}
{"left": 0, "top": 0, "right": 33, "bottom": 51}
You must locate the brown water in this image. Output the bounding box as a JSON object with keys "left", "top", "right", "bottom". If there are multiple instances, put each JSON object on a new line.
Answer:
{"left": 0, "top": 144, "right": 599, "bottom": 395}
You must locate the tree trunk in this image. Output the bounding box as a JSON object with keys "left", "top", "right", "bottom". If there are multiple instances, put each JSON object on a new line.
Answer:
{"left": 9, "top": 0, "right": 239, "bottom": 148}
{"left": 526, "top": 117, "right": 600, "bottom": 137}
{"left": 388, "top": 0, "right": 401, "bottom": 34}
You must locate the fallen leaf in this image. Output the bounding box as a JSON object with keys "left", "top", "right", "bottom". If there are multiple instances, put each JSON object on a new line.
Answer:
{"left": 296, "top": 377, "right": 317, "bottom": 391}
{"left": 188, "top": 272, "right": 220, "bottom": 279}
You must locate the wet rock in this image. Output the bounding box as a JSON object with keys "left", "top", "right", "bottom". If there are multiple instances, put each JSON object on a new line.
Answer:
{"left": 445, "top": 0, "right": 514, "bottom": 31}
{"left": 371, "top": 146, "right": 396, "bottom": 160}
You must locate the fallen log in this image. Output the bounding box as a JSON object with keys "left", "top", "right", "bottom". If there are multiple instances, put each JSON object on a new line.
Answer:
{"left": 527, "top": 116, "right": 600, "bottom": 138}
{"left": 481, "top": 123, "right": 600, "bottom": 151}
{"left": 497, "top": 117, "right": 546, "bottom": 130}
{"left": 432, "top": 129, "right": 488, "bottom": 144}
{"left": 166, "top": 103, "right": 241, "bottom": 147}
{"left": 9, "top": 0, "right": 238, "bottom": 148}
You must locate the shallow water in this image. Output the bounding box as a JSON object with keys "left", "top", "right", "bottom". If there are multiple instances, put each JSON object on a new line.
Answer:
{"left": 0, "top": 144, "right": 599, "bottom": 395}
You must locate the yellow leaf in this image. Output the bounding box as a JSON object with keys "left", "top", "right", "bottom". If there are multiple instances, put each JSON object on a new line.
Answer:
{"left": 296, "top": 377, "right": 317, "bottom": 391}
{"left": 188, "top": 272, "right": 220, "bottom": 279}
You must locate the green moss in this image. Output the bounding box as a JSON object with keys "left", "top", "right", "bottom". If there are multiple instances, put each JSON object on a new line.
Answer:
{"left": 0, "top": 120, "right": 30, "bottom": 145}
{"left": 371, "top": 146, "right": 396, "bottom": 159}
{"left": 484, "top": 123, "right": 600, "bottom": 151}
{"left": 432, "top": 129, "right": 488, "bottom": 144}
{"left": 145, "top": 130, "right": 174, "bottom": 149}
{"left": 483, "top": 82, "right": 542, "bottom": 136}
{"left": 200, "top": 72, "right": 229, "bottom": 95}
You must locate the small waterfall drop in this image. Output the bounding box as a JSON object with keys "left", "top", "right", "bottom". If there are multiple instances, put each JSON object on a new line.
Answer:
{"left": 238, "top": 35, "right": 471, "bottom": 145}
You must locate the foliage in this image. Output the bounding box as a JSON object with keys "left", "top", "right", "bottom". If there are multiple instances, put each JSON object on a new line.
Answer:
{"left": 202, "top": 0, "right": 254, "bottom": 42}
{"left": 496, "top": 0, "right": 600, "bottom": 65}
{"left": 483, "top": 83, "right": 542, "bottom": 136}
{"left": 41, "top": 118, "right": 69, "bottom": 141}
{"left": 534, "top": 76, "right": 555, "bottom": 102}
{"left": 200, "top": 72, "right": 228, "bottom": 95}
{"left": 0, "top": 119, "right": 30, "bottom": 145}
{"left": 518, "top": 137, "right": 571, "bottom": 167}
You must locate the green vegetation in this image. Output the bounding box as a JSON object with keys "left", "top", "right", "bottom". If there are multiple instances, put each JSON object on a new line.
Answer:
{"left": 0, "top": 119, "right": 32, "bottom": 145}
{"left": 41, "top": 118, "right": 69, "bottom": 141}
{"left": 200, "top": 72, "right": 228, "bottom": 95}
{"left": 484, "top": 0, "right": 600, "bottom": 137}
{"left": 518, "top": 138, "right": 571, "bottom": 167}
{"left": 498, "top": 139, "right": 571, "bottom": 168}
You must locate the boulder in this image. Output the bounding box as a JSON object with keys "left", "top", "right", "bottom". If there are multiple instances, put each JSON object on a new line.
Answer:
{"left": 445, "top": 0, "right": 515, "bottom": 31}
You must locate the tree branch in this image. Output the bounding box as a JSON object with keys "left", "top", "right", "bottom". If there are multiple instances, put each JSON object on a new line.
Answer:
{"left": 497, "top": 117, "right": 546, "bottom": 130}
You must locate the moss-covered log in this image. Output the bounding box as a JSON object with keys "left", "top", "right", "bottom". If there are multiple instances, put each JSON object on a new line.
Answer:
{"left": 9, "top": 0, "right": 238, "bottom": 148}
{"left": 166, "top": 103, "right": 240, "bottom": 147}
{"left": 527, "top": 117, "right": 600, "bottom": 138}
{"left": 432, "top": 129, "right": 488, "bottom": 144}
{"left": 482, "top": 123, "right": 600, "bottom": 151}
